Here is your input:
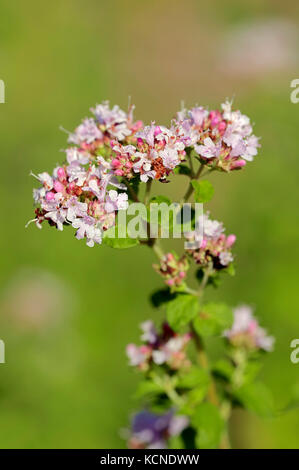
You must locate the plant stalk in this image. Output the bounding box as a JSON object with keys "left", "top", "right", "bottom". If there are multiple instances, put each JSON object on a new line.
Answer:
{"left": 181, "top": 163, "right": 205, "bottom": 203}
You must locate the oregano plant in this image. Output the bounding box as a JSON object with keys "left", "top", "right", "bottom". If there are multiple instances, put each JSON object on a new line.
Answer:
{"left": 28, "top": 100, "right": 275, "bottom": 449}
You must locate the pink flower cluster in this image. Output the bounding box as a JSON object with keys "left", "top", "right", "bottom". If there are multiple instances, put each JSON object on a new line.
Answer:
{"left": 172, "top": 100, "right": 260, "bottom": 171}
{"left": 111, "top": 124, "right": 186, "bottom": 182}
{"left": 29, "top": 100, "right": 259, "bottom": 245}
{"left": 68, "top": 101, "right": 143, "bottom": 151}
{"left": 185, "top": 213, "right": 236, "bottom": 269}
{"left": 223, "top": 305, "right": 275, "bottom": 351}
{"left": 126, "top": 320, "right": 191, "bottom": 371}
{"left": 28, "top": 101, "right": 142, "bottom": 246}
{"left": 153, "top": 253, "right": 189, "bottom": 288}
{"left": 28, "top": 149, "right": 128, "bottom": 247}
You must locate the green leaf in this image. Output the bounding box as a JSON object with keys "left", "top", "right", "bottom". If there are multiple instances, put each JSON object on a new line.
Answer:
{"left": 178, "top": 367, "right": 210, "bottom": 389}
{"left": 196, "top": 268, "right": 221, "bottom": 288}
{"left": 134, "top": 380, "right": 164, "bottom": 400}
{"left": 224, "top": 262, "right": 235, "bottom": 276}
{"left": 103, "top": 227, "right": 139, "bottom": 249}
{"left": 193, "top": 302, "right": 233, "bottom": 337}
{"left": 168, "top": 434, "right": 185, "bottom": 449}
{"left": 280, "top": 383, "right": 299, "bottom": 413}
{"left": 242, "top": 361, "right": 262, "bottom": 385}
{"left": 174, "top": 164, "right": 192, "bottom": 176}
{"left": 212, "top": 359, "right": 234, "bottom": 382}
{"left": 179, "top": 368, "right": 211, "bottom": 407}
{"left": 150, "top": 288, "right": 177, "bottom": 308}
{"left": 191, "top": 402, "right": 224, "bottom": 449}
{"left": 233, "top": 382, "right": 274, "bottom": 417}
{"left": 191, "top": 180, "right": 214, "bottom": 203}
{"left": 149, "top": 195, "right": 172, "bottom": 205}
{"left": 187, "top": 387, "right": 208, "bottom": 407}
{"left": 166, "top": 294, "right": 199, "bottom": 332}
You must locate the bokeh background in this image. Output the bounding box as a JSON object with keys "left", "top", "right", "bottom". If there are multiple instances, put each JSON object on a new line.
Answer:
{"left": 0, "top": 0, "right": 299, "bottom": 448}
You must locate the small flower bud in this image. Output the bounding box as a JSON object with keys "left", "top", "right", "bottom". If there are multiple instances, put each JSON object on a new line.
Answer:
{"left": 226, "top": 234, "right": 236, "bottom": 247}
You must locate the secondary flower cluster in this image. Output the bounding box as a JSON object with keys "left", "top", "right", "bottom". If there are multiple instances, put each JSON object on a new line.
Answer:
{"left": 223, "top": 305, "right": 275, "bottom": 352}
{"left": 126, "top": 320, "right": 191, "bottom": 371}
{"left": 128, "top": 410, "right": 189, "bottom": 449}
{"left": 68, "top": 101, "right": 143, "bottom": 150}
{"left": 172, "top": 100, "right": 260, "bottom": 171}
{"left": 153, "top": 253, "right": 189, "bottom": 288}
{"left": 185, "top": 213, "right": 236, "bottom": 269}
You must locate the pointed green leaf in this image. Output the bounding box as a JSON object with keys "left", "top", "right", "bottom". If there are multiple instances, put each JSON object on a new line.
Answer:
{"left": 233, "top": 382, "right": 274, "bottom": 417}
{"left": 150, "top": 288, "right": 177, "bottom": 308}
{"left": 166, "top": 294, "right": 199, "bottom": 332}
{"left": 212, "top": 359, "right": 234, "bottom": 381}
{"left": 103, "top": 226, "right": 139, "bottom": 249}
{"left": 191, "top": 180, "right": 214, "bottom": 203}
{"left": 192, "top": 402, "right": 224, "bottom": 449}
{"left": 134, "top": 380, "right": 164, "bottom": 400}
{"left": 174, "top": 164, "right": 192, "bottom": 176}
{"left": 178, "top": 367, "right": 210, "bottom": 390}
{"left": 193, "top": 302, "right": 233, "bottom": 337}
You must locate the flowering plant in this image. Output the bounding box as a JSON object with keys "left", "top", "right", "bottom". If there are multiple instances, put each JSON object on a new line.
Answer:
{"left": 29, "top": 99, "right": 275, "bottom": 449}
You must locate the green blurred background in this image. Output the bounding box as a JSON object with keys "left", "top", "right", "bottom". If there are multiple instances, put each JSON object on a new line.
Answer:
{"left": 0, "top": 0, "right": 299, "bottom": 448}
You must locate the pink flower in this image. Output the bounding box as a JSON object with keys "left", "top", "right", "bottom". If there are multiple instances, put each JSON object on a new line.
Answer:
{"left": 126, "top": 321, "right": 191, "bottom": 371}
{"left": 174, "top": 100, "right": 260, "bottom": 172}
{"left": 185, "top": 213, "right": 234, "bottom": 270}
{"left": 195, "top": 137, "right": 222, "bottom": 159}
{"left": 72, "top": 215, "right": 102, "bottom": 247}
{"left": 104, "top": 190, "right": 128, "bottom": 213}
{"left": 68, "top": 118, "right": 103, "bottom": 145}
{"left": 154, "top": 253, "right": 189, "bottom": 288}
{"left": 223, "top": 305, "right": 275, "bottom": 351}
{"left": 91, "top": 101, "right": 134, "bottom": 141}
{"left": 65, "top": 197, "right": 88, "bottom": 222}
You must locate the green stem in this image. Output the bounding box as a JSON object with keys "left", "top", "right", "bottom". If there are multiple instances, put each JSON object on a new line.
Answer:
{"left": 191, "top": 262, "right": 232, "bottom": 449}
{"left": 124, "top": 179, "right": 140, "bottom": 202}
{"left": 151, "top": 239, "right": 164, "bottom": 259}
{"left": 143, "top": 177, "right": 231, "bottom": 449}
{"left": 144, "top": 180, "right": 152, "bottom": 205}
{"left": 152, "top": 374, "right": 184, "bottom": 408}
{"left": 198, "top": 262, "right": 213, "bottom": 297}
{"left": 186, "top": 149, "right": 195, "bottom": 178}
{"left": 192, "top": 326, "right": 231, "bottom": 449}
{"left": 181, "top": 163, "right": 205, "bottom": 203}
{"left": 184, "top": 286, "right": 200, "bottom": 296}
{"left": 191, "top": 327, "right": 219, "bottom": 406}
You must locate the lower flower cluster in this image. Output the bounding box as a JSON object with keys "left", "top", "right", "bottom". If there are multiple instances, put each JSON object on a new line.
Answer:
{"left": 128, "top": 410, "right": 189, "bottom": 449}
{"left": 126, "top": 303, "right": 274, "bottom": 449}
{"left": 126, "top": 320, "right": 191, "bottom": 371}
{"left": 153, "top": 253, "right": 189, "bottom": 288}
{"left": 185, "top": 213, "right": 236, "bottom": 269}
{"left": 224, "top": 305, "right": 275, "bottom": 352}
